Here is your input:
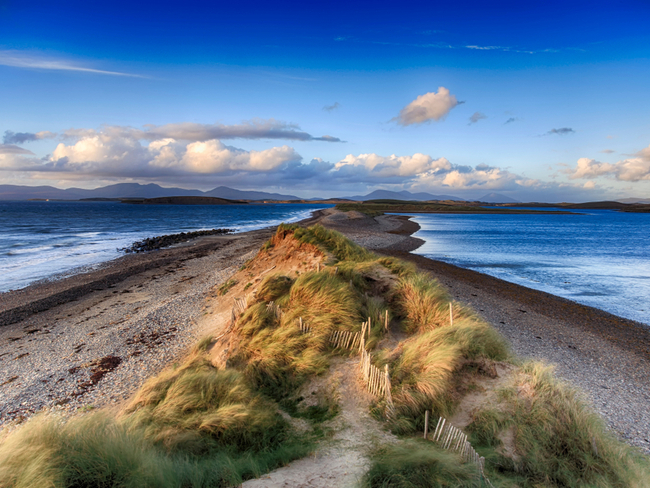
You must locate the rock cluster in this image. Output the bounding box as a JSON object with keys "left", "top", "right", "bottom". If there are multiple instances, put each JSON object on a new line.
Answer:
{"left": 120, "top": 228, "right": 233, "bottom": 253}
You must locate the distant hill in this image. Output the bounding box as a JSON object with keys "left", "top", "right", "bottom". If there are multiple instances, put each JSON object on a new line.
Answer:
{"left": 343, "top": 190, "right": 462, "bottom": 201}
{"left": 124, "top": 196, "right": 244, "bottom": 205}
{"left": 478, "top": 193, "right": 520, "bottom": 203}
{"left": 204, "top": 186, "right": 299, "bottom": 201}
{"left": 0, "top": 183, "right": 300, "bottom": 201}
{"left": 617, "top": 197, "right": 650, "bottom": 204}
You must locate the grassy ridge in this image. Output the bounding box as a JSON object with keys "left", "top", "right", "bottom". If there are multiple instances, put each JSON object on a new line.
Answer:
{"left": 1, "top": 224, "right": 648, "bottom": 487}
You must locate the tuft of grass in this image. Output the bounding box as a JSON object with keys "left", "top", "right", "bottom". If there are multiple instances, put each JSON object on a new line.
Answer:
{"left": 468, "top": 362, "right": 650, "bottom": 487}
{"left": 0, "top": 412, "right": 178, "bottom": 488}
{"left": 217, "top": 278, "right": 238, "bottom": 296}
{"left": 124, "top": 353, "right": 286, "bottom": 454}
{"left": 283, "top": 271, "right": 362, "bottom": 336}
{"left": 389, "top": 321, "right": 509, "bottom": 431}
{"left": 256, "top": 274, "right": 294, "bottom": 303}
{"left": 377, "top": 256, "right": 417, "bottom": 277}
{"left": 234, "top": 270, "right": 362, "bottom": 399}
{"left": 281, "top": 224, "right": 375, "bottom": 263}
{"left": 0, "top": 411, "right": 313, "bottom": 488}
{"left": 362, "top": 439, "right": 479, "bottom": 488}
{"left": 390, "top": 334, "right": 461, "bottom": 423}
{"left": 392, "top": 272, "right": 451, "bottom": 332}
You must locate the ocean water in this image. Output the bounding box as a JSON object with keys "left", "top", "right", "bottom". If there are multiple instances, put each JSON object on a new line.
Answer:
{"left": 0, "top": 201, "right": 332, "bottom": 292}
{"left": 400, "top": 209, "right": 650, "bottom": 326}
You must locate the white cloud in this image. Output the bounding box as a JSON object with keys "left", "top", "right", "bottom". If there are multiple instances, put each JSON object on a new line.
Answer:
{"left": 568, "top": 157, "right": 616, "bottom": 179}
{"left": 335, "top": 153, "right": 451, "bottom": 178}
{"left": 0, "top": 127, "right": 629, "bottom": 202}
{"left": 394, "top": 87, "right": 459, "bottom": 126}
{"left": 565, "top": 145, "right": 650, "bottom": 182}
{"left": 415, "top": 163, "right": 522, "bottom": 191}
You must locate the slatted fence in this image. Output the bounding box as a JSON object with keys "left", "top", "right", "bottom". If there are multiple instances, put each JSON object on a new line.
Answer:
{"left": 297, "top": 315, "right": 396, "bottom": 418}
{"left": 266, "top": 301, "right": 282, "bottom": 320}
{"left": 424, "top": 412, "right": 494, "bottom": 487}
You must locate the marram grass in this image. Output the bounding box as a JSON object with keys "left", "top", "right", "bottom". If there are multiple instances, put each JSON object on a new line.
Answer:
{"left": 468, "top": 362, "right": 650, "bottom": 487}
{"left": 362, "top": 439, "right": 479, "bottom": 488}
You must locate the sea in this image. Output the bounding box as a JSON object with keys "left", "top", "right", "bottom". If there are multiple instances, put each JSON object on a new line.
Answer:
{"left": 398, "top": 209, "right": 650, "bottom": 326}
{"left": 0, "top": 201, "right": 333, "bottom": 293}
{"left": 3, "top": 202, "right": 649, "bottom": 326}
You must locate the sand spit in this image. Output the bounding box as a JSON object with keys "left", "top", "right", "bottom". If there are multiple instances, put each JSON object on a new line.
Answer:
{"left": 1, "top": 206, "right": 648, "bottom": 465}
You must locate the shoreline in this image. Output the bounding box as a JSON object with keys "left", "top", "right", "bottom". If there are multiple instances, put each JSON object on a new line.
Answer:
{"left": 1, "top": 208, "right": 649, "bottom": 453}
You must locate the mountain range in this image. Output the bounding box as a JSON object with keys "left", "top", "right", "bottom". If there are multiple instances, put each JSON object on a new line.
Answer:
{"left": 0, "top": 184, "right": 300, "bottom": 201}
{"left": 0, "top": 184, "right": 467, "bottom": 202}
{"left": 8, "top": 184, "right": 639, "bottom": 204}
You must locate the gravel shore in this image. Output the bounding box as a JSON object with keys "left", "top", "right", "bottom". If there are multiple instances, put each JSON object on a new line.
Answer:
{"left": 320, "top": 209, "right": 650, "bottom": 454}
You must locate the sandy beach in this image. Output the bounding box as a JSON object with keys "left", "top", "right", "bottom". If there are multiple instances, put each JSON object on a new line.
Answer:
{"left": 1, "top": 208, "right": 649, "bottom": 455}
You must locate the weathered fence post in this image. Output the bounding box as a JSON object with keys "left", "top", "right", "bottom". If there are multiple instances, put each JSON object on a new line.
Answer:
{"left": 423, "top": 410, "right": 430, "bottom": 439}
{"left": 449, "top": 302, "right": 453, "bottom": 326}
{"left": 384, "top": 310, "right": 389, "bottom": 331}
{"left": 384, "top": 364, "right": 394, "bottom": 418}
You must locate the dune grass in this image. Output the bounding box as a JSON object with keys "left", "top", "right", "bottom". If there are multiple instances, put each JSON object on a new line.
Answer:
{"left": 232, "top": 269, "right": 364, "bottom": 400}
{"left": 362, "top": 439, "right": 480, "bottom": 488}
{"left": 467, "top": 362, "right": 650, "bottom": 487}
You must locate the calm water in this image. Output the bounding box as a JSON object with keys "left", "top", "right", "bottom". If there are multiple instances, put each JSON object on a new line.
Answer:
{"left": 0, "top": 201, "right": 332, "bottom": 292}
{"left": 400, "top": 210, "right": 650, "bottom": 325}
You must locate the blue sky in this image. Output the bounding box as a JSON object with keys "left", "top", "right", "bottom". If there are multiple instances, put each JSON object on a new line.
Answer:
{"left": 1, "top": 0, "right": 649, "bottom": 201}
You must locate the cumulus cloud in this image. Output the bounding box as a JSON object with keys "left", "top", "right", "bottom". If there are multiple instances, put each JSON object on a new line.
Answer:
{"left": 0, "top": 144, "right": 35, "bottom": 155}
{"left": 335, "top": 153, "right": 451, "bottom": 180}
{"left": 546, "top": 127, "right": 575, "bottom": 136}
{"left": 0, "top": 126, "right": 621, "bottom": 201}
{"left": 468, "top": 112, "right": 487, "bottom": 125}
{"left": 39, "top": 133, "right": 301, "bottom": 178}
{"left": 0, "top": 50, "right": 142, "bottom": 77}
{"left": 3, "top": 130, "right": 57, "bottom": 144}
{"left": 323, "top": 102, "right": 340, "bottom": 112}
{"left": 394, "top": 87, "right": 459, "bottom": 126}
{"left": 565, "top": 144, "right": 650, "bottom": 182}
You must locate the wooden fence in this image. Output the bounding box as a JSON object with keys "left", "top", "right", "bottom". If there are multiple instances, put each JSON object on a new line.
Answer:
{"left": 296, "top": 316, "right": 395, "bottom": 418}
{"left": 424, "top": 412, "right": 494, "bottom": 487}
{"left": 266, "top": 301, "right": 282, "bottom": 320}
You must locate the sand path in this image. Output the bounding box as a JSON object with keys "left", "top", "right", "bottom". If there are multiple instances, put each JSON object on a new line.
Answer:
{"left": 243, "top": 357, "right": 396, "bottom": 488}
